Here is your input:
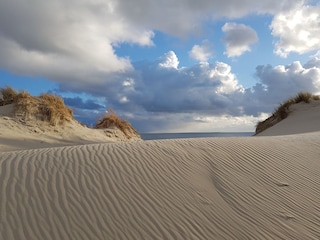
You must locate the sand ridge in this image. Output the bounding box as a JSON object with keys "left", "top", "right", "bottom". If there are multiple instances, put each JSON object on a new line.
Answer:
{"left": 1, "top": 133, "right": 320, "bottom": 239}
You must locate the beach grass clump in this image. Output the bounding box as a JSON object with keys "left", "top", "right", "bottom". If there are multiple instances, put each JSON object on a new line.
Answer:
{"left": 15, "top": 93, "right": 73, "bottom": 125}
{"left": 293, "top": 92, "right": 320, "bottom": 102}
{"left": 255, "top": 92, "right": 319, "bottom": 134}
{"left": 0, "top": 86, "right": 19, "bottom": 105}
{"left": 0, "top": 85, "right": 73, "bottom": 125}
{"left": 39, "top": 94, "right": 73, "bottom": 125}
{"left": 96, "top": 109, "right": 139, "bottom": 139}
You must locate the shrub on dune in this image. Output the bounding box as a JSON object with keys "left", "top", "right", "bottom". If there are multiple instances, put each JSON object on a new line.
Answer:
{"left": 96, "top": 109, "right": 140, "bottom": 139}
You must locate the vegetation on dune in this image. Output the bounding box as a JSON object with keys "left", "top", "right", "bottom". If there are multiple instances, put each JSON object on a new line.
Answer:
{"left": 0, "top": 85, "right": 140, "bottom": 138}
{"left": 96, "top": 109, "right": 140, "bottom": 139}
{"left": 0, "top": 85, "right": 19, "bottom": 105}
{"left": 255, "top": 92, "right": 320, "bottom": 135}
{"left": 0, "top": 86, "right": 73, "bottom": 125}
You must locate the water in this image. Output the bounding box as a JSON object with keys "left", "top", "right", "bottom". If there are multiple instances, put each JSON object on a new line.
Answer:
{"left": 140, "top": 132, "right": 254, "bottom": 140}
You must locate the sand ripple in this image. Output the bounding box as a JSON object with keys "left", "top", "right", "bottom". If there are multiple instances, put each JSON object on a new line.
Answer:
{"left": 1, "top": 134, "right": 320, "bottom": 239}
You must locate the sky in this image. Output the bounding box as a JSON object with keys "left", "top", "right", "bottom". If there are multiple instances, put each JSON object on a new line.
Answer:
{"left": 1, "top": 0, "right": 320, "bottom": 133}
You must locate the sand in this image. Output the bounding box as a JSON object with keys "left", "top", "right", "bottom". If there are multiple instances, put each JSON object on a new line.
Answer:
{"left": 0, "top": 101, "right": 320, "bottom": 239}
{"left": 0, "top": 104, "right": 141, "bottom": 152}
{"left": 257, "top": 100, "right": 320, "bottom": 136}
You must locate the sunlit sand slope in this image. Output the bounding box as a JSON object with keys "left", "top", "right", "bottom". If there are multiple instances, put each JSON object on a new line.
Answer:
{"left": 257, "top": 100, "right": 320, "bottom": 136}
{"left": 1, "top": 134, "right": 320, "bottom": 239}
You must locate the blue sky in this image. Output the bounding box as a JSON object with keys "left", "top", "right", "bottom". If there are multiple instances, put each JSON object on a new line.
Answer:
{"left": 1, "top": 0, "right": 320, "bottom": 133}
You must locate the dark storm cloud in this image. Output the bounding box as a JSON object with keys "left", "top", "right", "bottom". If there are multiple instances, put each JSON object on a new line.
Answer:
{"left": 63, "top": 97, "right": 105, "bottom": 110}
{"left": 114, "top": 0, "right": 300, "bottom": 35}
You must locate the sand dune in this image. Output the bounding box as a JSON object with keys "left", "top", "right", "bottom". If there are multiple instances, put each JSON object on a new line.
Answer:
{"left": 1, "top": 98, "right": 320, "bottom": 239}
{"left": 257, "top": 100, "right": 320, "bottom": 136}
{"left": 1, "top": 133, "right": 320, "bottom": 239}
{"left": 0, "top": 104, "right": 141, "bottom": 152}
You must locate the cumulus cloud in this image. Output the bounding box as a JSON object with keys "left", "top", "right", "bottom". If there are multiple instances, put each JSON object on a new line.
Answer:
{"left": 271, "top": 3, "right": 320, "bottom": 57}
{"left": 0, "top": 0, "right": 305, "bottom": 87}
{"left": 36, "top": 52, "right": 320, "bottom": 132}
{"left": 158, "top": 51, "right": 180, "bottom": 69}
{"left": 0, "top": 0, "right": 154, "bottom": 86}
{"left": 251, "top": 58, "right": 320, "bottom": 108}
{"left": 189, "top": 40, "right": 213, "bottom": 63}
{"left": 222, "top": 22, "right": 258, "bottom": 57}
{"left": 97, "top": 51, "right": 248, "bottom": 120}
{"left": 1, "top": 0, "right": 318, "bottom": 132}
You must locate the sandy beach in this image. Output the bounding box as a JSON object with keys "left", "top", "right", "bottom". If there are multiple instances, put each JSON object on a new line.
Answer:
{"left": 1, "top": 100, "right": 320, "bottom": 239}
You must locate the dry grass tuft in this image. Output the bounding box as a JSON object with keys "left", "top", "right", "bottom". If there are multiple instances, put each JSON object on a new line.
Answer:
{"left": 15, "top": 93, "right": 73, "bottom": 125}
{"left": 1, "top": 86, "right": 73, "bottom": 125}
{"left": 0, "top": 86, "right": 19, "bottom": 106}
{"left": 255, "top": 92, "right": 320, "bottom": 135}
{"left": 96, "top": 109, "right": 139, "bottom": 139}
{"left": 293, "top": 92, "right": 319, "bottom": 102}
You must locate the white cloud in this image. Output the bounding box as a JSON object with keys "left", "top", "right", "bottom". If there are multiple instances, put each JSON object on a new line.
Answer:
{"left": 271, "top": 3, "right": 320, "bottom": 57}
{"left": 222, "top": 22, "right": 258, "bottom": 57}
{"left": 108, "top": 51, "right": 247, "bottom": 116}
{"left": 192, "top": 113, "right": 268, "bottom": 132}
{"left": 55, "top": 52, "right": 320, "bottom": 132}
{"left": 158, "top": 51, "right": 180, "bottom": 69}
{"left": 1, "top": 0, "right": 318, "bottom": 133}
{"left": 119, "top": 96, "right": 129, "bottom": 103}
{"left": 123, "top": 78, "right": 135, "bottom": 87}
{"left": 0, "top": 0, "right": 154, "bottom": 85}
{"left": 189, "top": 40, "right": 213, "bottom": 63}
{"left": 253, "top": 58, "right": 320, "bottom": 102}
{"left": 0, "top": 0, "right": 305, "bottom": 86}
{"left": 128, "top": 111, "right": 264, "bottom": 133}
{"left": 209, "top": 62, "right": 244, "bottom": 94}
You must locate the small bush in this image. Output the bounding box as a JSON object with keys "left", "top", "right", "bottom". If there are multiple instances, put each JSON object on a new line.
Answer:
{"left": 255, "top": 92, "right": 319, "bottom": 134}
{"left": 96, "top": 109, "right": 139, "bottom": 138}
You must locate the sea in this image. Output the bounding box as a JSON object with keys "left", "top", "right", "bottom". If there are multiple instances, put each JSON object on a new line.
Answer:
{"left": 140, "top": 132, "right": 254, "bottom": 140}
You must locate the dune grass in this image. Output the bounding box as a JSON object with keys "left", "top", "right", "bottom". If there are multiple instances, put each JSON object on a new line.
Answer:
{"left": 0, "top": 86, "right": 73, "bottom": 125}
{"left": 0, "top": 86, "right": 18, "bottom": 106}
{"left": 96, "top": 109, "right": 140, "bottom": 139}
{"left": 1, "top": 85, "right": 140, "bottom": 138}
{"left": 255, "top": 92, "right": 320, "bottom": 134}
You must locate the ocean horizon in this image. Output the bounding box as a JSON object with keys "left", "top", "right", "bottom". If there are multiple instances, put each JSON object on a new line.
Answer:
{"left": 140, "top": 132, "right": 254, "bottom": 140}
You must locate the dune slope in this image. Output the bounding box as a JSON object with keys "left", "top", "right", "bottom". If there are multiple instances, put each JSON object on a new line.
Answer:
{"left": 256, "top": 100, "right": 320, "bottom": 136}
{"left": 1, "top": 134, "right": 320, "bottom": 239}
